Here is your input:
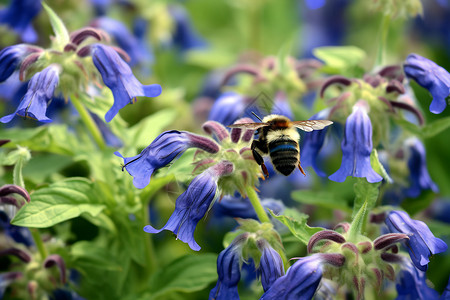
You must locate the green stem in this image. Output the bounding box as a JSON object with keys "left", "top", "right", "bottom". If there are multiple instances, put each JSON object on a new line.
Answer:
{"left": 31, "top": 228, "right": 48, "bottom": 259}
{"left": 70, "top": 95, "right": 106, "bottom": 150}
{"left": 375, "top": 13, "right": 391, "bottom": 67}
{"left": 245, "top": 186, "right": 270, "bottom": 223}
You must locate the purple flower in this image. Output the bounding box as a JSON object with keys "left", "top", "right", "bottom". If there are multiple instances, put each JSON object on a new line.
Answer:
{"left": 385, "top": 210, "right": 448, "bottom": 271}
{"left": 441, "top": 276, "right": 450, "bottom": 300}
{"left": 329, "top": 101, "right": 383, "bottom": 183}
{"left": 0, "top": 45, "right": 28, "bottom": 82}
{"left": 144, "top": 161, "right": 234, "bottom": 251}
{"left": 0, "top": 0, "right": 42, "bottom": 42}
{"left": 257, "top": 240, "right": 285, "bottom": 292}
{"left": 260, "top": 254, "right": 324, "bottom": 300}
{"left": 168, "top": 5, "right": 206, "bottom": 52}
{"left": 91, "top": 44, "right": 162, "bottom": 122}
{"left": 0, "top": 211, "right": 33, "bottom": 246}
{"left": 301, "top": 109, "right": 330, "bottom": 177}
{"left": 403, "top": 54, "right": 450, "bottom": 114}
{"left": 0, "top": 64, "right": 60, "bottom": 123}
{"left": 404, "top": 138, "right": 438, "bottom": 197}
{"left": 208, "top": 92, "right": 246, "bottom": 126}
{"left": 395, "top": 260, "right": 439, "bottom": 300}
{"left": 209, "top": 235, "right": 246, "bottom": 300}
{"left": 115, "top": 130, "right": 220, "bottom": 189}
{"left": 92, "top": 17, "right": 150, "bottom": 67}
{"left": 270, "top": 92, "right": 294, "bottom": 120}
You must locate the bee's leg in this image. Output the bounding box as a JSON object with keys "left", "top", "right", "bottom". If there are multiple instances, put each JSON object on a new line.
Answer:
{"left": 251, "top": 141, "right": 269, "bottom": 178}
{"left": 298, "top": 163, "right": 306, "bottom": 176}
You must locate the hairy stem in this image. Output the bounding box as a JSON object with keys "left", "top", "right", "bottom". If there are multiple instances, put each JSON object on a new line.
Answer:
{"left": 375, "top": 13, "right": 391, "bottom": 67}
{"left": 245, "top": 186, "right": 270, "bottom": 223}
{"left": 71, "top": 95, "right": 106, "bottom": 150}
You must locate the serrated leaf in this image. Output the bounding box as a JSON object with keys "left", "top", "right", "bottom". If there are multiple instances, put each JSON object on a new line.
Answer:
{"left": 313, "top": 46, "right": 366, "bottom": 73}
{"left": 291, "top": 190, "right": 352, "bottom": 213}
{"left": 11, "top": 178, "right": 105, "bottom": 227}
{"left": 42, "top": 3, "right": 70, "bottom": 50}
{"left": 149, "top": 254, "right": 218, "bottom": 299}
{"left": 269, "top": 209, "right": 323, "bottom": 245}
{"left": 128, "top": 109, "right": 177, "bottom": 149}
{"left": 423, "top": 116, "right": 450, "bottom": 138}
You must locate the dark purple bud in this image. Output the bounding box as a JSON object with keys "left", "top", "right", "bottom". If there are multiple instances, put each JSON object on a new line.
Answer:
{"left": 116, "top": 130, "right": 219, "bottom": 189}
{"left": 202, "top": 121, "right": 230, "bottom": 141}
{"left": 221, "top": 64, "right": 260, "bottom": 86}
{"left": 0, "top": 248, "right": 31, "bottom": 263}
{"left": 320, "top": 253, "right": 346, "bottom": 267}
{"left": 76, "top": 45, "right": 91, "bottom": 57}
{"left": 386, "top": 80, "right": 405, "bottom": 94}
{"left": 329, "top": 101, "right": 383, "bottom": 183}
{"left": 230, "top": 117, "right": 254, "bottom": 143}
{"left": 358, "top": 241, "right": 373, "bottom": 254}
{"left": 333, "top": 222, "right": 350, "bottom": 233}
{"left": 63, "top": 43, "right": 78, "bottom": 52}
{"left": 371, "top": 268, "right": 383, "bottom": 289}
{"left": 70, "top": 27, "right": 103, "bottom": 45}
{"left": 307, "top": 230, "right": 346, "bottom": 253}
{"left": 369, "top": 212, "right": 386, "bottom": 224}
{"left": 19, "top": 52, "right": 42, "bottom": 81}
{"left": 403, "top": 53, "right": 450, "bottom": 114}
{"left": 43, "top": 254, "right": 67, "bottom": 284}
{"left": 145, "top": 162, "right": 233, "bottom": 251}
{"left": 0, "top": 140, "right": 10, "bottom": 147}
{"left": 389, "top": 99, "right": 424, "bottom": 125}
{"left": 378, "top": 65, "right": 404, "bottom": 81}
{"left": 363, "top": 74, "right": 384, "bottom": 88}
{"left": 380, "top": 253, "right": 404, "bottom": 264}
{"left": 319, "top": 75, "right": 352, "bottom": 98}
{"left": 384, "top": 264, "right": 395, "bottom": 281}
{"left": 341, "top": 243, "right": 359, "bottom": 263}
{"left": 374, "top": 233, "right": 409, "bottom": 251}
{"left": 377, "top": 96, "right": 395, "bottom": 112}
{"left": 385, "top": 210, "right": 448, "bottom": 271}
{"left": 0, "top": 184, "right": 30, "bottom": 204}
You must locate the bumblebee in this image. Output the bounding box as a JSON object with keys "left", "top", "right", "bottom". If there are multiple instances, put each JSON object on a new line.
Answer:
{"left": 228, "top": 114, "right": 333, "bottom": 177}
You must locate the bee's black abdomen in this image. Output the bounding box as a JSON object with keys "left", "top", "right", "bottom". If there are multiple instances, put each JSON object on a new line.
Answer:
{"left": 268, "top": 139, "right": 299, "bottom": 176}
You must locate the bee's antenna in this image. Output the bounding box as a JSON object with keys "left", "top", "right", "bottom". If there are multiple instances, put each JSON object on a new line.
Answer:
{"left": 252, "top": 111, "right": 263, "bottom": 122}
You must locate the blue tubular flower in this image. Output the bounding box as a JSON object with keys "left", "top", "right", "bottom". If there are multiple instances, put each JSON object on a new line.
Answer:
{"left": 257, "top": 240, "right": 285, "bottom": 292}
{"left": 260, "top": 254, "right": 324, "bottom": 300}
{"left": 441, "top": 276, "right": 450, "bottom": 300}
{"left": 385, "top": 210, "right": 448, "bottom": 271}
{"left": 91, "top": 44, "right": 162, "bottom": 122}
{"left": 301, "top": 109, "right": 330, "bottom": 177}
{"left": 168, "top": 5, "right": 206, "bottom": 52}
{"left": 404, "top": 138, "right": 438, "bottom": 197}
{"left": 144, "top": 161, "right": 234, "bottom": 251}
{"left": 0, "top": 211, "right": 33, "bottom": 246}
{"left": 0, "top": 0, "right": 42, "bottom": 42}
{"left": 396, "top": 259, "right": 439, "bottom": 300}
{"left": 0, "top": 64, "right": 60, "bottom": 123}
{"left": 329, "top": 101, "right": 383, "bottom": 183}
{"left": 305, "top": 0, "right": 326, "bottom": 10}
{"left": 404, "top": 53, "right": 450, "bottom": 114}
{"left": 209, "top": 234, "right": 246, "bottom": 300}
{"left": 271, "top": 92, "right": 293, "bottom": 120}
{"left": 0, "top": 45, "right": 28, "bottom": 82}
{"left": 115, "top": 130, "right": 220, "bottom": 189}
{"left": 208, "top": 92, "right": 245, "bottom": 126}
{"left": 92, "top": 17, "right": 146, "bottom": 67}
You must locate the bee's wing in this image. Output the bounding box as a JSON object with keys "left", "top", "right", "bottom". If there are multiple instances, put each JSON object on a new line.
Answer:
{"left": 227, "top": 122, "right": 270, "bottom": 130}
{"left": 290, "top": 120, "right": 333, "bottom": 132}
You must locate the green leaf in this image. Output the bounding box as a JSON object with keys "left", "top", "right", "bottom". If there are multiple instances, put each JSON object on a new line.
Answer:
{"left": 149, "top": 254, "right": 218, "bottom": 299}
{"left": 71, "top": 241, "right": 123, "bottom": 272}
{"left": 313, "top": 46, "right": 366, "bottom": 74}
{"left": 395, "top": 118, "right": 423, "bottom": 137}
{"left": 423, "top": 116, "right": 450, "bottom": 138}
{"left": 352, "top": 178, "right": 381, "bottom": 219}
{"left": 291, "top": 190, "right": 352, "bottom": 213}
{"left": 128, "top": 109, "right": 177, "bottom": 149}
{"left": 11, "top": 178, "right": 106, "bottom": 227}
{"left": 370, "top": 149, "right": 392, "bottom": 183}
{"left": 269, "top": 208, "right": 323, "bottom": 245}
{"left": 42, "top": 3, "right": 69, "bottom": 50}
